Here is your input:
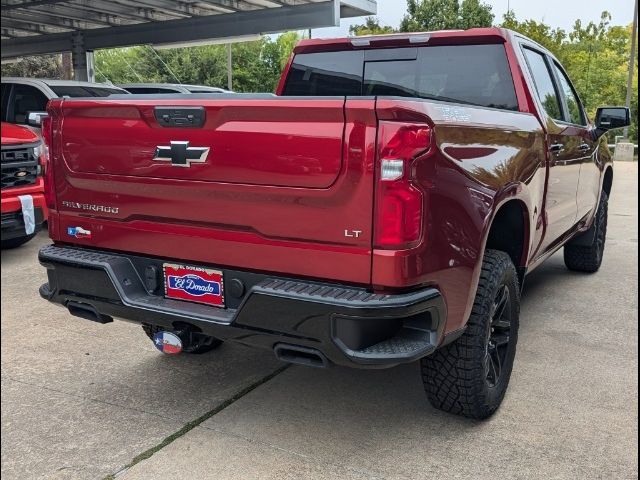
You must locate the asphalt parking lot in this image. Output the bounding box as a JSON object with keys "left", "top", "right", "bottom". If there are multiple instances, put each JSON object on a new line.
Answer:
{"left": 1, "top": 162, "right": 637, "bottom": 480}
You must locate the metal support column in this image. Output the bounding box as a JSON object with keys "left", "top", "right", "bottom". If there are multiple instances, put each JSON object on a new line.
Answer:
{"left": 227, "top": 43, "right": 232, "bottom": 91}
{"left": 85, "top": 50, "right": 95, "bottom": 83}
{"left": 71, "top": 31, "right": 94, "bottom": 82}
{"left": 62, "top": 52, "right": 73, "bottom": 80}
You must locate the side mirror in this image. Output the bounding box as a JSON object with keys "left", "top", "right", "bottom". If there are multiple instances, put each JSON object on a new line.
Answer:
{"left": 27, "top": 111, "right": 48, "bottom": 127}
{"left": 595, "top": 107, "right": 630, "bottom": 131}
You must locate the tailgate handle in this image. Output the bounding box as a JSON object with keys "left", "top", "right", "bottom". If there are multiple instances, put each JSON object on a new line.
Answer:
{"left": 155, "top": 106, "right": 206, "bottom": 128}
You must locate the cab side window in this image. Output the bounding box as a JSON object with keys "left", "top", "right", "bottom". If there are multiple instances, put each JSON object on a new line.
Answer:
{"left": 523, "top": 48, "right": 563, "bottom": 122}
{"left": 11, "top": 84, "right": 48, "bottom": 124}
{"left": 552, "top": 62, "right": 587, "bottom": 126}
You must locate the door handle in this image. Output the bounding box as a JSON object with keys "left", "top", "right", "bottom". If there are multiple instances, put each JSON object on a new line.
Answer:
{"left": 549, "top": 143, "right": 565, "bottom": 154}
{"left": 578, "top": 143, "right": 591, "bottom": 152}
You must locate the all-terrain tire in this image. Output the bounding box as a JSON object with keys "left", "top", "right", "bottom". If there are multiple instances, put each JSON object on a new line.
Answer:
{"left": 142, "top": 324, "right": 223, "bottom": 354}
{"left": 564, "top": 191, "right": 608, "bottom": 273}
{"left": 1, "top": 233, "right": 36, "bottom": 249}
{"left": 420, "top": 249, "right": 520, "bottom": 419}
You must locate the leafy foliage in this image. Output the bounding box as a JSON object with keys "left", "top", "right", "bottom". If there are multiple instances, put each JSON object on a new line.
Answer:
{"left": 399, "top": 0, "right": 494, "bottom": 32}
{"left": 1, "top": 54, "right": 62, "bottom": 78}
{"left": 349, "top": 17, "right": 396, "bottom": 36}
{"left": 501, "top": 10, "right": 638, "bottom": 140}
{"left": 92, "top": 33, "right": 300, "bottom": 93}
{"left": 2, "top": 7, "right": 636, "bottom": 141}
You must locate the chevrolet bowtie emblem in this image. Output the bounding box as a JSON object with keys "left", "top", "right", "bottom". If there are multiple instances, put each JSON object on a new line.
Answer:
{"left": 153, "top": 141, "right": 210, "bottom": 167}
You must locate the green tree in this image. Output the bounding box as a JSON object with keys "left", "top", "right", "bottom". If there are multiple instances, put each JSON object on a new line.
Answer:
{"left": 1, "top": 54, "right": 62, "bottom": 78}
{"left": 459, "top": 0, "right": 494, "bottom": 30}
{"left": 94, "top": 33, "right": 300, "bottom": 93}
{"left": 262, "top": 31, "right": 301, "bottom": 88}
{"left": 131, "top": 44, "right": 228, "bottom": 87}
{"left": 230, "top": 39, "right": 275, "bottom": 92}
{"left": 349, "top": 17, "right": 395, "bottom": 36}
{"left": 501, "top": 10, "right": 638, "bottom": 141}
{"left": 400, "top": 0, "right": 493, "bottom": 32}
{"left": 500, "top": 10, "right": 566, "bottom": 52}
{"left": 94, "top": 46, "right": 150, "bottom": 84}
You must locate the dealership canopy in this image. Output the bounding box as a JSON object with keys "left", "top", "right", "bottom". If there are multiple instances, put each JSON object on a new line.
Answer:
{"left": 1, "top": 0, "right": 376, "bottom": 79}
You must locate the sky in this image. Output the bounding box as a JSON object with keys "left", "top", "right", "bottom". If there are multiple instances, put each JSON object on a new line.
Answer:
{"left": 311, "top": 0, "right": 637, "bottom": 38}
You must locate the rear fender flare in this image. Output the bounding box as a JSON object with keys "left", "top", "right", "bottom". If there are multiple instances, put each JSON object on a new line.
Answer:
{"left": 462, "top": 184, "right": 533, "bottom": 324}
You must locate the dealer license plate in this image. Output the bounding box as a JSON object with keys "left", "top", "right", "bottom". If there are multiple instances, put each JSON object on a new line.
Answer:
{"left": 163, "top": 263, "right": 225, "bottom": 307}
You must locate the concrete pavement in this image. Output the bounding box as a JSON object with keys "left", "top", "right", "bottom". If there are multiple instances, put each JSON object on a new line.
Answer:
{"left": 1, "top": 162, "right": 638, "bottom": 480}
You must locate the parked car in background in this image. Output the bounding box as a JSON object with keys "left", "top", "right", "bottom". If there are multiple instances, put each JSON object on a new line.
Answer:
{"left": 0, "top": 78, "right": 129, "bottom": 129}
{"left": 1, "top": 122, "right": 47, "bottom": 248}
{"left": 118, "top": 83, "right": 231, "bottom": 94}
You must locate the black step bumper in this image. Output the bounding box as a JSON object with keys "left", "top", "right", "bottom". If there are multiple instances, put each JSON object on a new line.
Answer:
{"left": 39, "top": 244, "right": 447, "bottom": 368}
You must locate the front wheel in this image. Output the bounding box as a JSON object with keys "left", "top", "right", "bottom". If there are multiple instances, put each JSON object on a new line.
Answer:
{"left": 420, "top": 249, "right": 520, "bottom": 419}
{"left": 564, "top": 191, "right": 608, "bottom": 273}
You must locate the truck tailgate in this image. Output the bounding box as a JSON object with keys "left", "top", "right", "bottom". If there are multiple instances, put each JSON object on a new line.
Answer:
{"left": 47, "top": 97, "right": 377, "bottom": 285}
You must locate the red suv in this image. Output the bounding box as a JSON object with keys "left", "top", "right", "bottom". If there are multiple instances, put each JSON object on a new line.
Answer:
{"left": 1, "top": 122, "right": 47, "bottom": 248}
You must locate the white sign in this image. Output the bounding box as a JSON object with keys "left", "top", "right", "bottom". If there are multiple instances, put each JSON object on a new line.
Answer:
{"left": 613, "top": 143, "right": 635, "bottom": 162}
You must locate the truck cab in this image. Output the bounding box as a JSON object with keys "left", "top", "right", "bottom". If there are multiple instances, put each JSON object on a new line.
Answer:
{"left": 0, "top": 77, "right": 129, "bottom": 130}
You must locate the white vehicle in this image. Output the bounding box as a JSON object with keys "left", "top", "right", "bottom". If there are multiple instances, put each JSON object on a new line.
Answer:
{"left": 0, "top": 78, "right": 129, "bottom": 127}
{"left": 118, "top": 83, "right": 231, "bottom": 94}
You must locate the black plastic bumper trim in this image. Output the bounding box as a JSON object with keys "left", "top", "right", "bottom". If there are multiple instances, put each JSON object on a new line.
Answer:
{"left": 39, "top": 244, "right": 447, "bottom": 368}
{"left": 39, "top": 244, "right": 236, "bottom": 325}
{"left": 1, "top": 207, "right": 44, "bottom": 240}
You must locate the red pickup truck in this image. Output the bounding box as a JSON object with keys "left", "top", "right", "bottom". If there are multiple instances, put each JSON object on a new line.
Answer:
{"left": 1, "top": 122, "right": 47, "bottom": 248}
{"left": 39, "top": 28, "right": 630, "bottom": 419}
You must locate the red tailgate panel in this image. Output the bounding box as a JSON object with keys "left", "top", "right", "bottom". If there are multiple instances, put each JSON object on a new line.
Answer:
{"left": 59, "top": 98, "right": 344, "bottom": 189}
{"left": 48, "top": 98, "right": 378, "bottom": 285}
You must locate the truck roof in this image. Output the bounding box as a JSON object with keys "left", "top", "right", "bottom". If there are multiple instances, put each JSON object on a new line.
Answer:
{"left": 294, "top": 27, "right": 514, "bottom": 54}
{"left": 1, "top": 77, "right": 124, "bottom": 89}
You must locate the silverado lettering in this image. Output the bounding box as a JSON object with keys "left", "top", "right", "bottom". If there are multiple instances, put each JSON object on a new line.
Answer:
{"left": 61, "top": 201, "right": 119, "bottom": 214}
{"left": 38, "top": 28, "right": 630, "bottom": 419}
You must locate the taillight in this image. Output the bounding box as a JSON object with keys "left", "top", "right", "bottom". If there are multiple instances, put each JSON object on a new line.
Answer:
{"left": 41, "top": 115, "right": 56, "bottom": 210}
{"left": 374, "top": 122, "right": 431, "bottom": 249}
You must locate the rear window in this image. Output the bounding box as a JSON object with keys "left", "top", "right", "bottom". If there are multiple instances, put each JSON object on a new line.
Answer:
{"left": 283, "top": 44, "right": 518, "bottom": 111}
{"left": 50, "top": 85, "right": 127, "bottom": 97}
{"left": 282, "top": 50, "right": 364, "bottom": 96}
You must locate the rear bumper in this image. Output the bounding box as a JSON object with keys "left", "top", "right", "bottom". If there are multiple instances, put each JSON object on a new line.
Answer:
{"left": 39, "top": 244, "right": 447, "bottom": 368}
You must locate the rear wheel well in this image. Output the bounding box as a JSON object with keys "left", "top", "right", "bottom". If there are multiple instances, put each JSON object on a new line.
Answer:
{"left": 603, "top": 167, "right": 613, "bottom": 197}
{"left": 486, "top": 201, "right": 528, "bottom": 285}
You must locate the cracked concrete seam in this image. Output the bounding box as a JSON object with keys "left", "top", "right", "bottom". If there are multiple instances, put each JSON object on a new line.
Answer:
{"left": 101, "top": 364, "right": 290, "bottom": 480}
